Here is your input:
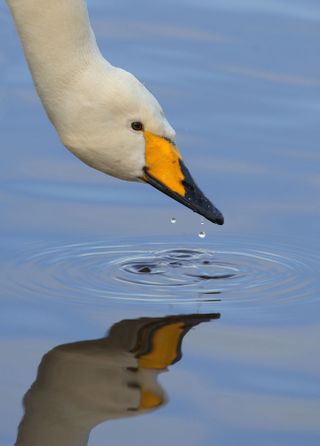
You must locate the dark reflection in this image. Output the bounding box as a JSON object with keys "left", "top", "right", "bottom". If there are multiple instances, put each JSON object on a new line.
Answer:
{"left": 15, "top": 313, "right": 220, "bottom": 446}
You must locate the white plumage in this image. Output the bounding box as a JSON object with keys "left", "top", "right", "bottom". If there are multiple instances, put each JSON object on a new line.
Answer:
{"left": 6, "top": 0, "right": 224, "bottom": 224}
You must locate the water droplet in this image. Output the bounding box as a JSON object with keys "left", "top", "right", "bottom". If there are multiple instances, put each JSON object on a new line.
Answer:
{"left": 201, "top": 218, "right": 205, "bottom": 225}
{"left": 198, "top": 231, "right": 206, "bottom": 239}
{"left": 171, "top": 217, "right": 176, "bottom": 224}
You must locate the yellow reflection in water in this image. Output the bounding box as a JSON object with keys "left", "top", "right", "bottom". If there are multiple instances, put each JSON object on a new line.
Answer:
{"left": 15, "top": 313, "right": 220, "bottom": 446}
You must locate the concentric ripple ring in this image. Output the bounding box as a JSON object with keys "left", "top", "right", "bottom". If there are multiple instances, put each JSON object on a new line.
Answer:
{"left": 2, "top": 238, "right": 319, "bottom": 306}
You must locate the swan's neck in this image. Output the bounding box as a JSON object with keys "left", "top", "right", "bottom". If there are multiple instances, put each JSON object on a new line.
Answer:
{"left": 15, "top": 409, "right": 90, "bottom": 446}
{"left": 6, "top": 0, "right": 104, "bottom": 120}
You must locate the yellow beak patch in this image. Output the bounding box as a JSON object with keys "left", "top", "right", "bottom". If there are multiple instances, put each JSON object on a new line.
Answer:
{"left": 143, "top": 131, "right": 185, "bottom": 197}
{"left": 139, "top": 390, "right": 163, "bottom": 409}
{"left": 138, "top": 322, "right": 185, "bottom": 370}
{"left": 141, "top": 131, "right": 224, "bottom": 225}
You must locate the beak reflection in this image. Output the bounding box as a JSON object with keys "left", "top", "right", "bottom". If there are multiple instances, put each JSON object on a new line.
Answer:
{"left": 16, "top": 313, "right": 220, "bottom": 446}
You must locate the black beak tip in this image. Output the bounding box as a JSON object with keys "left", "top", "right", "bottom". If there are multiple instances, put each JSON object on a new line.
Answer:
{"left": 202, "top": 204, "right": 224, "bottom": 226}
{"left": 178, "top": 161, "right": 224, "bottom": 226}
{"left": 215, "top": 212, "right": 224, "bottom": 226}
{"left": 142, "top": 164, "right": 224, "bottom": 226}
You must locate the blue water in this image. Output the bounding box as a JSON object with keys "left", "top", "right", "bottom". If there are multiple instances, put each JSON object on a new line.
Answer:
{"left": 1, "top": 0, "right": 320, "bottom": 445}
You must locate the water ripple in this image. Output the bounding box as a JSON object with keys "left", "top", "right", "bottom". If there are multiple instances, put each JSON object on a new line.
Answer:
{"left": 2, "top": 238, "right": 319, "bottom": 306}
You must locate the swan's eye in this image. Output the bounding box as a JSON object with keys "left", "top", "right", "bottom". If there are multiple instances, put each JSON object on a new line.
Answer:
{"left": 131, "top": 121, "right": 144, "bottom": 131}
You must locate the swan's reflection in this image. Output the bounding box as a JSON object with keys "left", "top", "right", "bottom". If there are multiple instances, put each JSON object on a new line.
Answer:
{"left": 15, "top": 313, "right": 220, "bottom": 446}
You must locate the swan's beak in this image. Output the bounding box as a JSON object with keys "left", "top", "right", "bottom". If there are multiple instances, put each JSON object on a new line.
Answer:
{"left": 141, "top": 131, "right": 224, "bottom": 225}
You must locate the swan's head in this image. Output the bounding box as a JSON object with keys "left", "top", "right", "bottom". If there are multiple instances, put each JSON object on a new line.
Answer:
{"left": 59, "top": 65, "right": 223, "bottom": 225}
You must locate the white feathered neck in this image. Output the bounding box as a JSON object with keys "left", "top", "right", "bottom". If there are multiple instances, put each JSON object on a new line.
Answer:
{"left": 6, "top": 0, "right": 175, "bottom": 181}
{"left": 7, "top": 0, "right": 102, "bottom": 97}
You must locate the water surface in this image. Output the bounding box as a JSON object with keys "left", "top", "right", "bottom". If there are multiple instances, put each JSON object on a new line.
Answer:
{"left": 1, "top": 0, "right": 320, "bottom": 445}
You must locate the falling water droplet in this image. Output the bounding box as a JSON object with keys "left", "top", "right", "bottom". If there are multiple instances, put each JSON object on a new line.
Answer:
{"left": 171, "top": 217, "right": 176, "bottom": 224}
{"left": 198, "top": 231, "right": 206, "bottom": 239}
{"left": 201, "top": 218, "right": 205, "bottom": 225}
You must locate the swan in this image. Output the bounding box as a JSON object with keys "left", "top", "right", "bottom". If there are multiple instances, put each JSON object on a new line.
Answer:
{"left": 6, "top": 0, "right": 224, "bottom": 225}
{"left": 15, "top": 313, "right": 219, "bottom": 446}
